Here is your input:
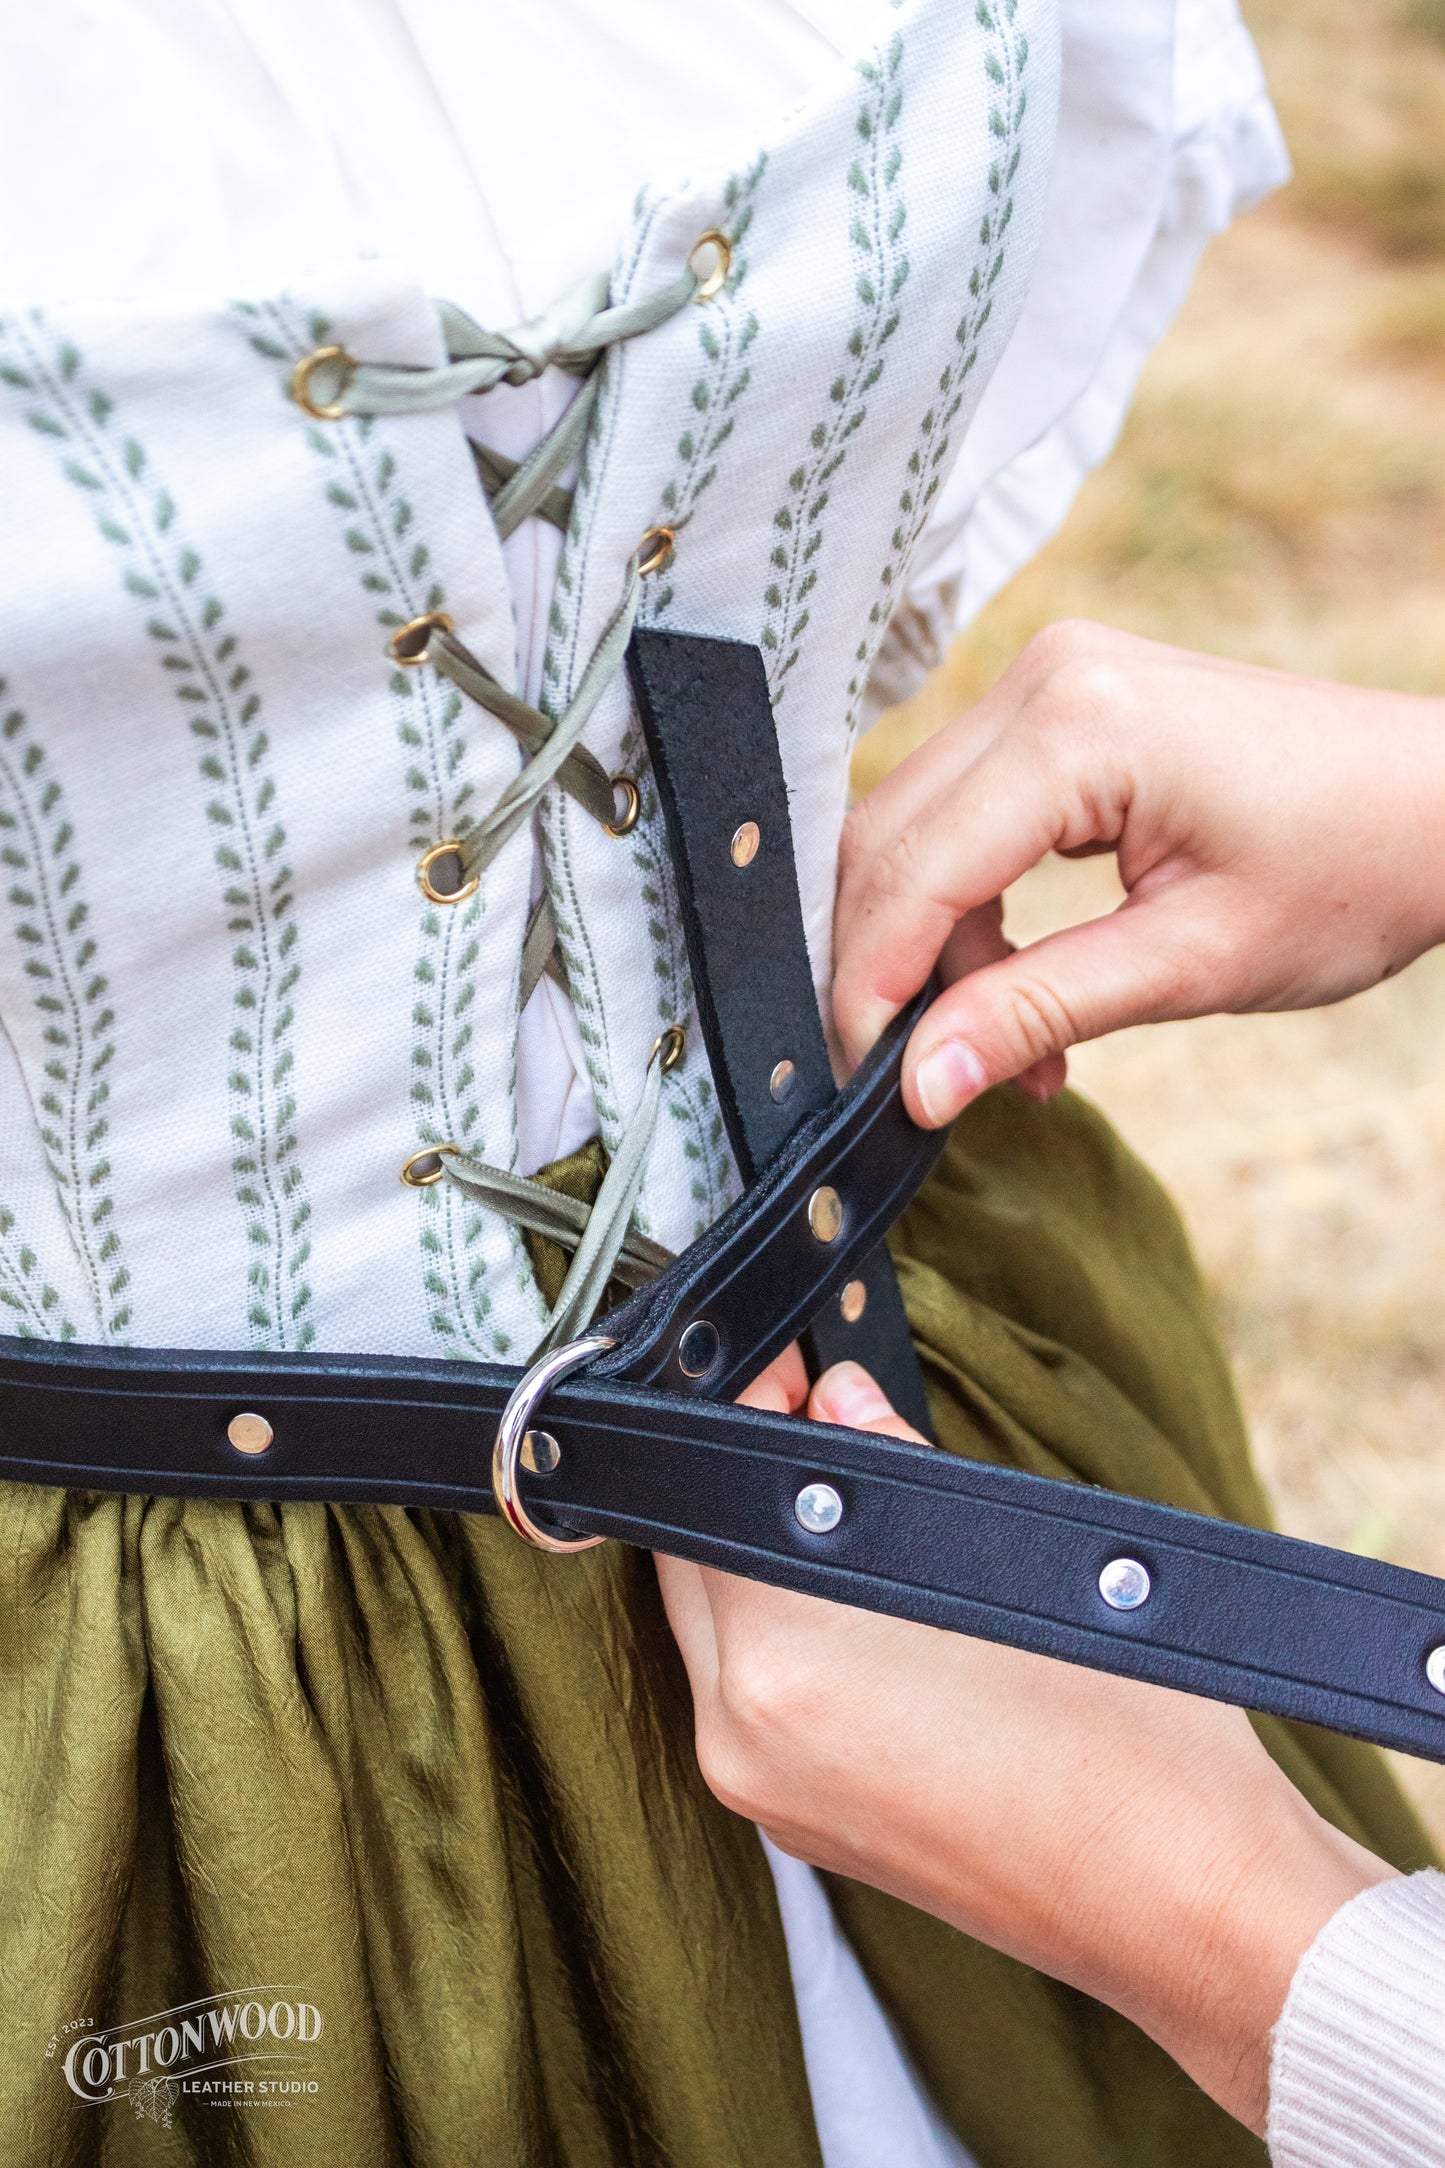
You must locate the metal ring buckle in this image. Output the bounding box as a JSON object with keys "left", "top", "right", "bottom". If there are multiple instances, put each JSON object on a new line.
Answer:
{"left": 492, "top": 1334, "right": 616, "bottom": 1553}
{"left": 289, "top": 345, "right": 356, "bottom": 422}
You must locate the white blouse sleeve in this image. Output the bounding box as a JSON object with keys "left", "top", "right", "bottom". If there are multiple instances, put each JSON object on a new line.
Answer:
{"left": 1268, "top": 1870, "right": 1445, "bottom": 2167}
{"left": 862, "top": 0, "right": 1290, "bottom": 720}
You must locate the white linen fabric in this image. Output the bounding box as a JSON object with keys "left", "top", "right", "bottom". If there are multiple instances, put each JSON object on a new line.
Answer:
{"left": 0, "top": 0, "right": 1286, "bottom": 1176}
{"left": 0, "top": 6, "right": 1282, "bottom": 2167}
{"left": 1269, "top": 1871, "right": 1445, "bottom": 2168}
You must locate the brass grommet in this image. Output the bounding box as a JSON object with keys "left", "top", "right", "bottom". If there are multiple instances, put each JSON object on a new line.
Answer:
{"left": 604, "top": 775, "right": 641, "bottom": 837}
{"left": 400, "top": 1143, "right": 457, "bottom": 1188}
{"left": 416, "top": 839, "right": 479, "bottom": 905}
{"left": 769, "top": 1059, "right": 796, "bottom": 1103}
{"left": 731, "top": 820, "right": 760, "bottom": 867}
{"left": 808, "top": 1185, "right": 843, "bottom": 1244}
{"left": 689, "top": 229, "right": 733, "bottom": 302}
{"left": 227, "top": 1410, "right": 274, "bottom": 1456}
{"left": 388, "top": 611, "right": 455, "bottom": 667}
{"left": 635, "top": 526, "right": 676, "bottom": 578}
{"left": 290, "top": 345, "right": 356, "bottom": 422}
{"left": 839, "top": 1278, "right": 868, "bottom": 1325}
{"left": 651, "top": 1026, "right": 686, "bottom": 1074}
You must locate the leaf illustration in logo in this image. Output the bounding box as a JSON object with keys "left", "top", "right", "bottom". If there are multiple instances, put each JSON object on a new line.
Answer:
{"left": 130, "top": 2075, "right": 178, "bottom": 2128}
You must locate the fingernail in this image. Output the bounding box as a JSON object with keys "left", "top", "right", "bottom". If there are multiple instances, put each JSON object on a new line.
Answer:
{"left": 815, "top": 1361, "right": 893, "bottom": 1428}
{"left": 913, "top": 1039, "right": 986, "bottom": 1125}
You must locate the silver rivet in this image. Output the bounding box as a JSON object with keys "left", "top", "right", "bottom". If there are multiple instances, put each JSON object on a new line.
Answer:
{"left": 839, "top": 1278, "right": 867, "bottom": 1324}
{"left": 1099, "top": 1558, "right": 1151, "bottom": 1611}
{"left": 227, "top": 1411, "right": 274, "bottom": 1456}
{"left": 808, "top": 1186, "right": 843, "bottom": 1243}
{"left": 677, "top": 1319, "right": 721, "bottom": 1378}
{"left": 795, "top": 1482, "right": 843, "bottom": 1534}
{"left": 1426, "top": 1646, "right": 1445, "bottom": 1696}
{"left": 521, "top": 1430, "right": 561, "bottom": 1475}
{"left": 769, "top": 1059, "right": 796, "bottom": 1103}
{"left": 731, "top": 821, "right": 760, "bottom": 867}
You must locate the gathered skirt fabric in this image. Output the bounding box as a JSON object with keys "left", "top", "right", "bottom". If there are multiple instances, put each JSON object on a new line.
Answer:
{"left": 0, "top": 1087, "right": 1431, "bottom": 2166}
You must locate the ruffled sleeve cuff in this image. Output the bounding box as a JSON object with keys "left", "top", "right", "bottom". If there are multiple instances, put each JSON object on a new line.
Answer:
{"left": 861, "top": 0, "right": 1290, "bottom": 726}
{"left": 1269, "top": 1870, "right": 1445, "bottom": 2167}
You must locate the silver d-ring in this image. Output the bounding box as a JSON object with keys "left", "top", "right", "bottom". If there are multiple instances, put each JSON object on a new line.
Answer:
{"left": 492, "top": 1333, "right": 616, "bottom": 1553}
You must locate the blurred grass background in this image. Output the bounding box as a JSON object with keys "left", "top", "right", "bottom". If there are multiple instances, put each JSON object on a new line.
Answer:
{"left": 854, "top": 0, "right": 1445, "bottom": 1831}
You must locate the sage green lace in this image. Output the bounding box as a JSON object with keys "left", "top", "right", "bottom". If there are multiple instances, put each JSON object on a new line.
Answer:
{"left": 301, "top": 269, "right": 697, "bottom": 421}
{"left": 411, "top": 555, "right": 645, "bottom": 879}
{"left": 444, "top": 1036, "right": 678, "bottom": 1354}
{"left": 310, "top": 262, "right": 713, "bottom": 1346}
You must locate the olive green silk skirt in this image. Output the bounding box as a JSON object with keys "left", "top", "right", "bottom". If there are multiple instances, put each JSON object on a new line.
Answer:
{"left": 0, "top": 1090, "right": 1431, "bottom": 2166}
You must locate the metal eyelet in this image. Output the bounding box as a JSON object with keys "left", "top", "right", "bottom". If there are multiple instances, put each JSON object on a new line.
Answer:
{"left": 289, "top": 345, "right": 356, "bottom": 421}
{"left": 651, "top": 1026, "right": 686, "bottom": 1074}
{"left": 689, "top": 230, "right": 732, "bottom": 302}
{"left": 387, "top": 612, "right": 455, "bottom": 667}
{"left": 604, "top": 776, "right": 641, "bottom": 837}
{"left": 400, "top": 1143, "right": 458, "bottom": 1188}
{"left": 634, "top": 526, "right": 676, "bottom": 578}
{"left": 416, "top": 840, "right": 479, "bottom": 906}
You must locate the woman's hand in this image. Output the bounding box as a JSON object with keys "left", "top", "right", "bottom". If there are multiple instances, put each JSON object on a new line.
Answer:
{"left": 657, "top": 1360, "right": 1393, "bottom": 2135}
{"left": 832, "top": 620, "right": 1445, "bottom": 1125}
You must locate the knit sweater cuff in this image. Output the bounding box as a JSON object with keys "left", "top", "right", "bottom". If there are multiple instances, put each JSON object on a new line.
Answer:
{"left": 1268, "top": 1869, "right": 1445, "bottom": 2166}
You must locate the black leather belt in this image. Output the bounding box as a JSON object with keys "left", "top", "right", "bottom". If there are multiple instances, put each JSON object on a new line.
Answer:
{"left": 5, "top": 632, "right": 1445, "bottom": 1766}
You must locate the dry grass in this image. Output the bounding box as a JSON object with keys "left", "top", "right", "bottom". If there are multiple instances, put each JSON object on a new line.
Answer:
{"left": 854, "top": 0, "right": 1445, "bottom": 1832}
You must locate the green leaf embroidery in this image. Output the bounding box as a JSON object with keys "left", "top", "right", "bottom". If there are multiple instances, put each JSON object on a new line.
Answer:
{"left": 1, "top": 317, "right": 316, "bottom": 1349}
{"left": 257, "top": 296, "right": 513, "bottom": 1356}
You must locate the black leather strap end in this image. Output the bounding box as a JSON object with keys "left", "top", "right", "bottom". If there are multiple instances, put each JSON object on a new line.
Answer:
{"left": 801, "top": 1243, "right": 934, "bottom": 1436}
{"left": 625, "top": 625, "right": 936, "bottom": 1436}
{"left": 626, "top": 627, "right": 836, "bottom": 1181}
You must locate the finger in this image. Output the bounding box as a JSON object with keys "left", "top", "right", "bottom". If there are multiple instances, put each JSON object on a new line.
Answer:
{"left": 937, "top": 898, "right": 1011, "bottom": 985}
{"left": 738, "top": 1341, "right": 809, "bottom": 1414}
{"left": 653, "top": 1553, "right": 721, "bottom": 1699}
{"left": 808, "top": 1360, "right": 930, "bottom": 1446}
{"left": 841, "top": 630, "right": 1083, "bottom": 863}
{"left": 833, "top": 722, "right": 1122, "bottom": 1066}
{"left": 901, "top": 884, "right": 1233, "bottom": 1125}
{"left": 1013, "top": 1052, "right": 1069, "bottom": 1103}
{"left": 938, "top": 909, "right": 1069, "bottom": 1102}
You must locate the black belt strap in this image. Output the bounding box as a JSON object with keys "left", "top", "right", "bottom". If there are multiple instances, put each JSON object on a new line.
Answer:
{"left": 626, "top": 628, "right": 933, "bottom": 1432}
{"left": 4, "top": 1220, "right": 1445, "bottom": 1760}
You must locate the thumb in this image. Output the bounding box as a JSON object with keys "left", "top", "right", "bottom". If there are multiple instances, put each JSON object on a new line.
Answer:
{"left": 901, "top": 889, "right": 1222, "bottom": 1127}
{"left": 809, "top": 1360, "right": 930, "bottom": 1446}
